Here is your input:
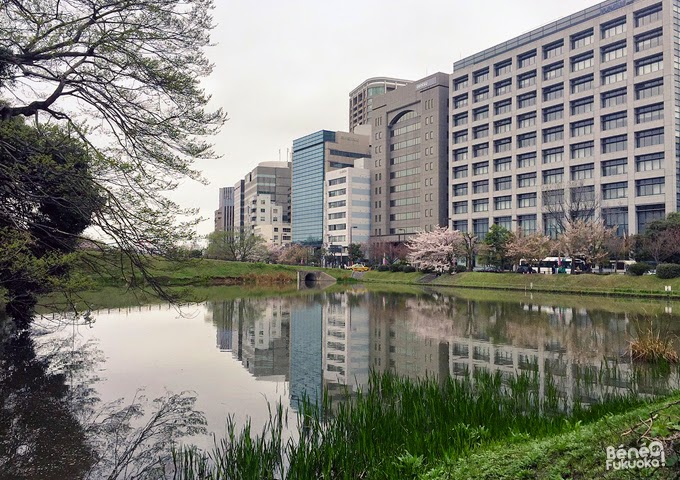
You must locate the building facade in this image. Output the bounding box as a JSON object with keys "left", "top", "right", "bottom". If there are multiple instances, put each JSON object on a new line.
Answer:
{"left": 323, "top": 159, "right": 371, "bottom": 264}
{"left": 449, "top": 0, "right": 675, "bottom": 238}
{"left": 291, "top": 130, "right": 370, "bottom": 246}
{"left": 214, "top": 186, "right": 235, "bottom": 232}
{"left": 369, "top": 72, "right": 450, "bottom": 243}
{"left": 349, "top": 77, "right": 411, "bottom": 133}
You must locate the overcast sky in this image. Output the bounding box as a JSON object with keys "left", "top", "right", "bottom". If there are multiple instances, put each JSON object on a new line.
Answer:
{"left": 180, "top": 0, "right": 599, "bottom": 236}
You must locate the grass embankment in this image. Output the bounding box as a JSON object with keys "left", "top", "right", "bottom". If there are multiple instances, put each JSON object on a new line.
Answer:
{"left": 362, "top": 271, "right": 680, "bottom": 299}
{"left": 172, "top": 370, "right": 677, "bottom": 480}
{"left": 423, "top": 395, "right": 680, "bottom": 479}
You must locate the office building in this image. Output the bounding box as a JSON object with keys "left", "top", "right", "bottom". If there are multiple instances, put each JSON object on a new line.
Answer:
{"left": 349, "top": 77, "right": 411, "bottom": 133}
{"left": 291, "top": 130, "right": 371, "bottom": 246}
{"left": 449, "top": 0, "right": 674, "bottom": 237}
{"left": 369, "top": 72, "right": 450, "bottom": 242}
{"left": 214, "top": 186, "right": 235, "bottom": 232}
{"left": 324, "top": 159, "right": 371, "bottom": 263}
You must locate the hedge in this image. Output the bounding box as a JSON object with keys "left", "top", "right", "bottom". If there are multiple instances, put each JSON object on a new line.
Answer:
{"left": 656, "top": 263, "right": 680, "bottom": 279}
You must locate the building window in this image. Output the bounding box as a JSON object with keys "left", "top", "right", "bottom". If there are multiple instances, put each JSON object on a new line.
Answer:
{"left": 543, "top": 105, "right": 564, "bottom": 122}
{"left": 517, "top": 152, "right": 536, "bottom": 168}
{"left": 473, "top": 142, "right": 489, "bottom": 157}
{"left": 473, "top": 180, "right": 489, "bottom": 194}
{"left": 517, "top": 192, "right": 537, "bottom": 208}
{"left": 494, "top": 119, "right": 512, "bottom": 134}
{"left": 601, "top": 134, "right": 627, "bottom": 154}
{"left": 494, "top": 176, "right": 512, "bottom": 192}
{"left": 453, "top": 75, "right": 469, "bottom": 91}
{"left": 603, "top": 207, "right": 629, "bottom": 236}
{"left": 328, "top": 188, "right": 346, "bottom": 197}
{"left": 494, "top": 79, "right": 512, "bottom": 96}
{"left": 635, "top": 78, "right": 663, "bottom": 99}
{"left": 473, "top": 106, "right": 489, "bottom": 121}
{"left": 635, "top": 3, "right": 662, "bottom": 27}
{"left": 637, "top": 204, "right": 665, "bottom": 233}
{"left": 601, "top": 41, "right": 626, "bottom": 63}
{"left": 602, "top": 64, "right": 627, "bottom": 85}
{"left": 570, "top": 96, "right": 594, "bottom": 115}
{"left": 635, "top": 54, "right": 663, "bottom": 76}
{"left": 571, "top": 163, "right": 594, "bottom": 181}
{"left": 543, "top": 189, "right": 564, "bottom": 207}
{"left": 473, "top": 86, "right": 490, "bottom": 102}
{"left": 328, "top": 177, "right": 346, "bottom": 186}
{"left": 635, "top": 28, "right": 662, "bottom": 52}
{"left": 453, "top": 166, "right": 468, "bottom": 179}
{"left": 391, "top": 122, "right": 421, "bottom": 137}
{"left": 602, "top": 158, "right": 627, "bottom": 176}
{"left": 473, "top": 67, "right": 489, "bottom": 84}
{"left": 571, "top": 185, "right": 595, "bottom": 203}
{"left": 453, "top": 201, "right": 468, "bottom": 214}
{"left": 391, "top": 167, "right": 420, "bottom": 179}
{"left": 571, "top": 141, "right": 594, "bottom": 159}
{"left": 543, "top": 83, "right": 564, "bottom": 101}
{"left": 636, "top": 177, "right": 664, "bottom": 196}
{"left": 571, "top": 119, "right": 594, "bottom": 137}
{"left": 517, "top": 172, "right": 537, "bottom": 188}
{"left": 453, "top": 113, "right": 468, "bottom": 127}
{"left": 473, "top": 218, "right": 490, "bottom": 240}
{"left": 517, "top": 92, "right": 536, "bottom": 109}
{"left": 328, "top": 212, "right": 346, "bottom": 220}
{"left": 453, "top": 220, "right": 469, "bottom": 232}
{"left": 543, "top": 61, "right": 564, "bottom": 80}
{"left": 494, "top": 196, "right": 512, "bottom": 210}
{"left": 602, "top": 181, "right": 628, "bottom": 199}
{"left": 518, "top": 71, "right": 536, "bottom": 89}
{"left": 517, "top": 112, "right": 536, "bottom": 129}
{"left": 636, "top": 152, "right": 664, "bottom": 172}
{"left": 635, "top": 103, "right": 664, "bottom": 124}
{"left": 571, "top": 28, "right": 594, "bottom": 49}
{"left": 517, "top": 215, "right": 537, "bottom": 234}
{"left": 602, "top": 87, "right": 627, "bottom": 107}
{"left": 602, "top": 111, "right": 627, "bottom": 130}
{"left": 328, "top": 223, "right": 346, "bottom": 231}
{"left": 453, "top": 94, "right": 468, "bottom": 109}
{"left": 494, "top": 157, "right": 512, "bottom": 172}
{"left": 453, "top": 183, "right": 468, "bottom": 197}
{"left": 543, "top": 168, "right": 564, "bottom": 185}
{"left": 494, "top": 138, "right": 512, "bottom": 153}
{"left": 389, "top": 182, "right": 420, "bottom": 193}
{"left": 453, "top": 130, "right": 468, "bottom": 144}
{"left": 452, "top": 148, "right": 468, "bottom": 162}
{"left": 473, "top": 124, "right": 489, "bottom": 139}
{"left": 543, "top": 126, "right": 563, "bottom": 143}
{"left": 518, "top": 50, "right": 537, "bottom": 68}
{"left": 517, "top": 132, "right": 536, "bottom": 148}
{"left": 473, "top": 199, "right": 489, "bottom": 212}
{"left": 328, "top": 200, "right": 347, "bottom": 208}
{"left": 494, "top": 99, "right": 511, "bottom": 115}
{"left": 543, "top": 40, "right": 564, "bottom": 59}
{"left": 635, "top": 128, "right": 664, "bottom": 148}
{"left": 543, "top": 147, "right": 564, "bottom": 164}
{"left": 571, "top": 52, "right": 594, "bottom": 71}
{"left": 473, "top": 161, "right": 489, "bottom": 175}
{"left": 495, "top": 59, "right": 512, "bottom": 76}
{"left": 391, "top": 196, "right": 419, "bottom": 207}
{"left": 571, "top": 74, "right": 594, "bottom": 93}
{"left": 602, "top": 17, "right": 626, "bottom": 39}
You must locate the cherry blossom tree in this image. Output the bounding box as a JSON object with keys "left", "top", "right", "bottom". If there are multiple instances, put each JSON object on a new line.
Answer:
{"left": 406, "top": 227, "right": 465, "bottom": 272}
{"left": 507, "top": 232, "right": 553, "bottom": 268}
{"left": 558, "top": 219, "right": 616, "bottom": 268}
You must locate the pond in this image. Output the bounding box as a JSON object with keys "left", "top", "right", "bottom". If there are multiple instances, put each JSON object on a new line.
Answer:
{"left": 2, "top": 286, "right": 679, "bottom": 478}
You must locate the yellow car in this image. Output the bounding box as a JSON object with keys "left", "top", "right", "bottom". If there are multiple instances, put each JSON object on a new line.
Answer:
{"left": 349, "top": 264, "right": 370, "bottom": 272}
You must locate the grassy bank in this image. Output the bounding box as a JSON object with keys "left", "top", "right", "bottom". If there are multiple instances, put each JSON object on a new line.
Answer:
{"left": 172, "top": 370, "right": 666, "bottom": 480}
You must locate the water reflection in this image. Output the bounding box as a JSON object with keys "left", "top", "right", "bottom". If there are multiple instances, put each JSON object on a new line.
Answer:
{"left": 208, "top": 289, "right": 680, "bottom": 411}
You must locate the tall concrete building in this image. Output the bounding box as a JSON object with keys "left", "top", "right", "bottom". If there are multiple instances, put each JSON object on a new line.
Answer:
{"left": 324, "top": 159, "right": 371, "bottom": 264}
{"left": 291, "top": 130, "right": 370, "bottom": 246}
{"left": 349, "top": 77, "right": 411, "bottom": 133}
{"left": 449, "top": 0, "right": 674, "bottom": 238}
{"left": 369, "top": 73, "right": 450, "bottom": 242}
{"left": 214, "top": 186, "right": 235, "bottom": 232}
{"left": 235, "top": 161, "right": 292, "bottom": 245}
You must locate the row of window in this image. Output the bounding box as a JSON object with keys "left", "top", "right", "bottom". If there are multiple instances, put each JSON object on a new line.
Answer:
{"left": 452, "top": 152, "right": 664, "bottom": 179}
{"left": 452, "top": 4, "right": 662, "bottom": 90}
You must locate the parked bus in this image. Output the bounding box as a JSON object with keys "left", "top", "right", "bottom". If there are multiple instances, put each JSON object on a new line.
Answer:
{"left": 520, "top": 257, "right": 586, "bottom": 274}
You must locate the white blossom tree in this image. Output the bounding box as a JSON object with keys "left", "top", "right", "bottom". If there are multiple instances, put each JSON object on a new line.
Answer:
{"left": 507, "top": 232, "right": 554, "bottom": 268}
{"left": 406, "top": 227, "right": 465, "bottom": 272}
{"left": 558, "top": 219, "right": 617, "bottom": 268}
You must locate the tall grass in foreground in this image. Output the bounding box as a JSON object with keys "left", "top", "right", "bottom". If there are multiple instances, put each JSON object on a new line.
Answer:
{"left": 171, "top": 370, "right": 648, "bottom": 480}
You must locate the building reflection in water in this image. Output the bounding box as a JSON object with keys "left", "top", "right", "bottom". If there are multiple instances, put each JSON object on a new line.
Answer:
{"left": 209, "top": 290, "right": 680, "bottom": 411}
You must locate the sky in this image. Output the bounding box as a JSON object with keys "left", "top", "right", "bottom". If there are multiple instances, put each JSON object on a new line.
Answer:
{"left": 180, "top": 0, "right": 600, "bottom": 236}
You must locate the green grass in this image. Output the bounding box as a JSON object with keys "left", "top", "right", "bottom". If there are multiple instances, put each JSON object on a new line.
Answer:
{"left": 172, "top": 370, "right": 656, "bottom": 480}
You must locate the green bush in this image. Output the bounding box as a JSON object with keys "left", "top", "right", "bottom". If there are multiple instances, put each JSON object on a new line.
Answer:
{"left": 389, "top": 264, "right": 401, "bottom": 272}
{"left": 656, "top": 263, "right": 680, "bottom": 279}
{"left": 455, "top": 265, "right": 467, "bottom": 273}
{"left": 627, "top": 262, "right": 651, "bottom": 276}
{"left": 376, "top": 265, "right": 390, "bottom": 272}
{"left": 403, "top": 265, "right": 416, "bottom": 273}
